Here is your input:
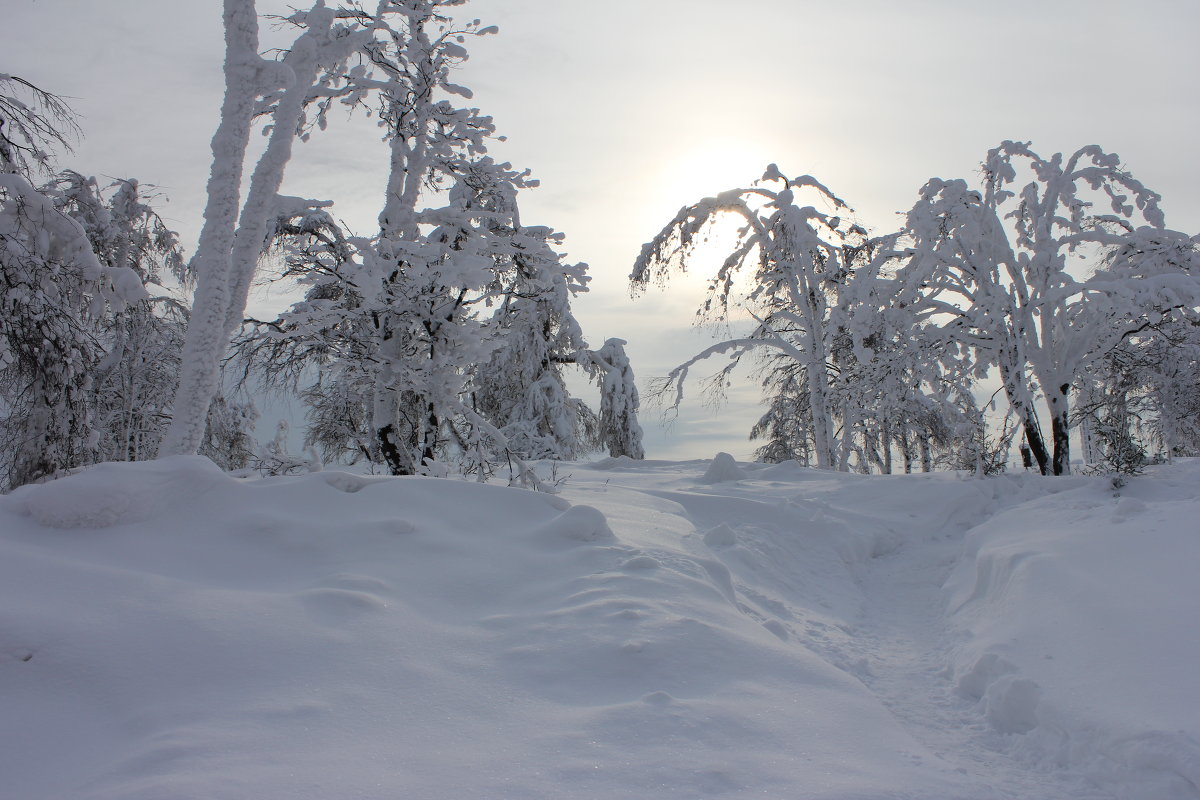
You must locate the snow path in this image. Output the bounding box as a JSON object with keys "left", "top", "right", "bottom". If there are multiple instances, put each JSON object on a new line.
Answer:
{"left": 840, "top": 503, "right": 1111, "bottom": 800}
{"left": 565, "top": 462, "right": 1115, "bottom": 798}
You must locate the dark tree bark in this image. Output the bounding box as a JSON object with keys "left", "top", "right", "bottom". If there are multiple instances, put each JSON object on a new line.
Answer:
{"left": 1049, "top": 383, "right": 1072, "bottom": 476}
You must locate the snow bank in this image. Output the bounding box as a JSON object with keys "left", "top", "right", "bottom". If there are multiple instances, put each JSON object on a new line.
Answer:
{"left": 0, "top": 457, "right": 960, "bottom": 799}
{"left": 4, "top": 456, "right": 234, "bottom": 529}
{"left": 946, "top": 460, "right": 1200, "bottom": 797}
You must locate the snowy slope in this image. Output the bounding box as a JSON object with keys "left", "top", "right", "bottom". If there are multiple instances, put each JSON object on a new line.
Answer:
{"left": 1, "top": 455, "right": 1197, "bottom": 799}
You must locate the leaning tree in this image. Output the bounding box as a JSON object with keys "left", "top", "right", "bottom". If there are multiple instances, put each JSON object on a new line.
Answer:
{"left": 632, "top": 165, "right": 887, "bottom": 471}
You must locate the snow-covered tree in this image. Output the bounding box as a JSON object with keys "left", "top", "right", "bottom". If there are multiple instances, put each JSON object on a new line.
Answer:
{"left": 240, "top": 178, "right": 624, "bottom": 473}
{"left": 839, "top": 250, "right": 992, "bottom": 475}
{"left": 894, "top": 142, "right": 1200, "bottom": 474}
{"left": 162, "top": 0, "right": 363, "bottom": 457}
{"left": 199, "top": 394, "right": 260, "bottom": 471}
{"left": 235, "top": 2, "right": 635, "bottom": 477}
{"left": 632, "top": 166, "right": 876, "bottom": 471}
{"left": 50, "top": 172, "right": 188, "bottom": 464}
{"left": 0, "top": 75, "right": 78, "bottom": 176}
{"left": 474, "top": 216, "right": 600, "bottom": 461}
{"left": 325, "top": 2, "right": 521, "bottom": 475}
{"left": 1075, "top": 298, "right": 1200, "bottom": 471}
{"left": 749, "top": 355, "right": 813, "bottom": 465}
{"left": 159, "top": 0, "right": 268, "bottom": 456}
{"left": 578, "top": 338, "right": 644, "bottom": 459}
{"left": 0, "top": 77, "right": 148, "bottom": 488}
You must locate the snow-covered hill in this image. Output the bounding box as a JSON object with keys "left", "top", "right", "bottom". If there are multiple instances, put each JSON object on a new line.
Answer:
{"left": 2, "top": 456, "right": 1197, "bottom": 799}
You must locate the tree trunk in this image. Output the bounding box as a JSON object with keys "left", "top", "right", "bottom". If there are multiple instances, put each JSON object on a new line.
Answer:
{"left": 161, "top": 0, "right": 262, "bottom": 456}
{"left": 1022, "top": 412, "right": 1051, "bottom": 475}
{"left": 864, "top": 428, "right": 886, "bottom": 474}
{"left": 377, "top": 423, "right": 414, "bottom": 476}
{"left": 421, "top": 401, "right": 439, "bottom": 470}
{"left": 805, "top": 354, "right": 833, "bottom": 469}
{"left": 999, "top": 359, "right": 1051, "bottom": 475}
{"left": 1049, "top": 383, "right": 1071, "bottom": 475}
{"left": 882, "top": 422, "right": 893, "bottom": 474}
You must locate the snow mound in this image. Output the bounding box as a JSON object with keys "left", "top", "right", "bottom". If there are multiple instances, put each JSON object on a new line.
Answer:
{"left": 585, "top": 455, "right": 687, "bottom": 471}
{"left": 3, "top": 456, "right": 233, "bottom": 529}
{"left": 699, "top": 451, "right": 747, "bottom": 483}
{"left": 533, "top": 503, "right": 614, "bottom": 542}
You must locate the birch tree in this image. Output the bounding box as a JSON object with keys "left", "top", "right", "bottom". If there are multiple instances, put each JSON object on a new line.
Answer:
{"left": 474, "top": 216, "right": 601, "bottom": 460}
{"left": 632, "top": 166, "right": 874, "bottom": 470}
{"left": 232, "top": 3, "right": 627, "bottom": 475}
{"left": 51, "top": 173, "right": 188, "bottom": 464}
{"left": 162, "top": 0, "right": 362, "bottom": 456}
{"left": 895, "top": 142, "right": 1200, "bottom": 474}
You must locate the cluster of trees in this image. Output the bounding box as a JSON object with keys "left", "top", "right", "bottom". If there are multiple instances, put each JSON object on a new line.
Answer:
{"left": 0, "top": 0, "right": 642, "bottom": 491}
{"left": 5, "top": 0, "right": 1195, "bottom": 488}
{"left": 206, "top": 0, "right": 644, "bottom": 481}
{"left": 633, "top": 150, "right": 1200, "bottom": 475}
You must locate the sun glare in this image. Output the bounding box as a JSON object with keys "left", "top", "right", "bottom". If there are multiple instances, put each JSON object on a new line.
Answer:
{"left": 655, "top": 138, "right": 777, "bottom": 209}
{"left": 641, "top": 138, "right": 778, "bottom": 306}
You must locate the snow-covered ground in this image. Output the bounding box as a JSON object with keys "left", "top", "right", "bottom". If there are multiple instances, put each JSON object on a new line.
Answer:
{"left": 2, "top": 455, "right": 1197, "bottom": 799}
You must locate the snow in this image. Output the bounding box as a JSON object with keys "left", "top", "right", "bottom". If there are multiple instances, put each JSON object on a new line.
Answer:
{"left": 945, "top": 467, "right": 1200, "bottom": 795}
{"left": 2, "top": 455, "right": 1198, "bottom": 799}
{"left": 699, "top": 451, "right": 747, "bottom": 483}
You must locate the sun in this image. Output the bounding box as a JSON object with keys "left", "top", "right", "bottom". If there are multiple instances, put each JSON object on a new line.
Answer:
{"left": 653, "top": 137, "right": 778, "bottom": 210}
{"left": 636, "top": 138, "right": 775, "bottom": 298}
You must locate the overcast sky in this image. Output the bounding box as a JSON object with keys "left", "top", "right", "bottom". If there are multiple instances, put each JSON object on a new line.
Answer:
{"left": 5, "top": 0, "right": 1199, "bottom": 460}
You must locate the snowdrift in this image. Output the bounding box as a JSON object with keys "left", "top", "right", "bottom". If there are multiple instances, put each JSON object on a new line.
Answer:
{"left": 1, "top": 455, "right": 1197, "bottom": 799}
{"left": 945, "top": 464, "right": 1200, "bottom": 798}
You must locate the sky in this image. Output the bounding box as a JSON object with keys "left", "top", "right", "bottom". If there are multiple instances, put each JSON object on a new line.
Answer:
{"left": 4, "top": 0, "right": 1199, "bottom": 460}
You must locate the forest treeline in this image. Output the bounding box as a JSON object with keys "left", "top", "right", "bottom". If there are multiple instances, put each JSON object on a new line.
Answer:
{"left": 1, "top": 0, "right": 1196, "bottom": 490}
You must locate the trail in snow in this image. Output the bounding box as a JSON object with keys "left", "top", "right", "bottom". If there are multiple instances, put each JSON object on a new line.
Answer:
{"left": 842, "top": 501, "right": 1112, "bottom": 800}
{"left": 570, "top": 462, "right": 1123, "bottom": 799}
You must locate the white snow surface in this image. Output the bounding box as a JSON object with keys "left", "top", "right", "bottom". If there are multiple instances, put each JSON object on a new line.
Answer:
{"left": 2, "top": 454, "right": 1198, "bottom": 799}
